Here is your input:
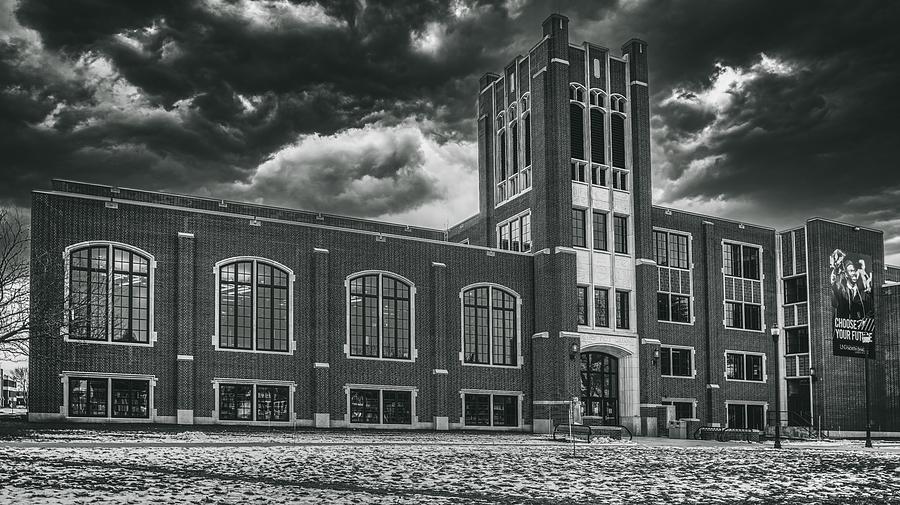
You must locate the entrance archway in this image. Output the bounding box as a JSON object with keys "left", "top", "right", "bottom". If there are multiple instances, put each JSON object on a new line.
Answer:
{"left": 580, "top": 352, "right": 618, "bottom": 424}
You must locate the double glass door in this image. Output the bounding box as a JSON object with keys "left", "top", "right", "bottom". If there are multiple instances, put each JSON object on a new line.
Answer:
{"left": 580, "top": 352, "right": 618, "bottom": 424}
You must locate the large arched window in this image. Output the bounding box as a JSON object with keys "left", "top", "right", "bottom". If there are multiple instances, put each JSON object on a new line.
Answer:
{"left": 215, "top": 257, "right": 293, "bottom": 353}
{"left": 580, "top": 352, "right": 618, "bottom": 423}
{"left": 346, "top": 271, "right": 415, "bottom": 360}
{"left": 65, "top": 242, "right": 155, "bottom": 345}
{"left": 461, "top": 284, "right": 520, "bottom": 367}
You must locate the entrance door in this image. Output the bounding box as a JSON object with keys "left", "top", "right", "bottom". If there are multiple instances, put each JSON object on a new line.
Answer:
{"left": 787, "top": 378, "right": 812, "bottom": 426}
{"left": 580, "top": 352, "right": 618, "bottom": 424}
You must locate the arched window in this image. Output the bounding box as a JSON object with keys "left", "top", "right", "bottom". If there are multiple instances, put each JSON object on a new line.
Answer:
{"left": 497, "top": 128, "right": 507, "bottom": 180}
{"left": 611, "top": 113, "right": 626, "bottom": 168}
{"left": 216, "top": 257, "right": 293, "bottom": 353}
{"left": 523, "top": 113, "right": 532, "bottom": 168}
{"left": 66, "top": 242, "right": 155, "bottom": 344}
{"left": 569, "top": 83, "right": 585, "bottom": 102}
{"left": 521, "top": 92, "right": 530, "bottom": 111}
{"left": 590, "top": 108, "right": 605, "bottom": 164}
{"left": 580, "top": 352, "right": 618, "bottom": 422}
{"left": 461, "top": 284, "right": 519, "bottom": 367}
{"left": 589, "top": 89, "right": 605, "bottom": 108}
{"left": 347, "top": 271, "right": 414, "bottom": 360}
{"left": 570, "top": 103, "right": 585, "bottom": 160}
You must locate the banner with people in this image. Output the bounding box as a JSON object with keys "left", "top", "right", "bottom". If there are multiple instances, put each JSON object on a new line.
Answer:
{"left": 829, "top": 249, "right": 875, "bottom": 358}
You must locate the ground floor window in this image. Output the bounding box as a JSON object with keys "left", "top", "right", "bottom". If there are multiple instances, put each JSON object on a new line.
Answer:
{"left": 463, "top": 392, "right": 520, "bottom": 427}
{"left": 68, "top": 376, "right": 151, "bottom": 419}
{"left": 662, "top": 400, "right": 695, "bottom": 420}
{"left": 218, "top": 382, "right": 291, "bottom": 422}
{"left": 727, "top": 403, "right": 765, "bottom": 430}
{"left": 349, "top": 387, "right": 413, "bottom": 425}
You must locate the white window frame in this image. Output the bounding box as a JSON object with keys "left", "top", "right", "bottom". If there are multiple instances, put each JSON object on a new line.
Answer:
{"left": 660, "top": 345, "right": 696, "bottom": 379}
{"left": 723, "top": 350, "right": 768, "bottom": 383}
{"left": 725, "top": 401, "right": 768, "bottom": 430}
{"left": 459, "top": 389, "right": 524, "bottom": 430}
{"left": 62, "top": 241, "right": 158, "bottom": 346}
{"left": 343, "top": 384, "right": 419, "bottom": 428}
{"left": 211, "top": 378, "right": 296, "bottom": 425}
{"left": 60, "top": 371, "right": 157, "bottom": 422}
{"left": 458, "top": 283, "right": 523, "bottom": 368}
{"left": 212, "top": 256, "right": 297, "bottom": 355}
{"left": 722, "top": 239, "right": 766, "bottom": 333}
{"left": 344, "top": 270, "right": 418, "bottom": 362}
{"left": 654, "top": 228, "right": 695, "bottom": 326}
{"left": 495, "top": 210, "right": 532, "bottom": 252}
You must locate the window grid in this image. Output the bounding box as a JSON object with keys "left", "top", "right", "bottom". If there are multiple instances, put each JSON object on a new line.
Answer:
{"left": 572, "top": 208, "right": 586, "bottom": 248}
{"left": 661, "top": 347, "right": 693, "bottom": 377}
{"left": 463, "top": 286, "right": 518, "bottom": 367}
{"left": 654, "top": 230, "right": 692, "bottom": 324}
{"left": 723, "top": 242, "right": 764, "bottom": 331}
{"left": 725, "top": 352, "right": 765, "bottom": 382}
{"left": 615, "top": 290, "right": 630, "bottom": 330}
{"left": 219, "top": 259, "right": 291, "bottom": 352}
{"left": 576, "top": 286, "right": 588, "bottom": 326}
{"left": 592, "top": 211, "right": 608, "bottom": 251}
{"left": 496, "top": 212, "right": 532, "bottom": 252}
{"left": 594, "top": 287, "right": 609, "bottom": 328}
{"left": 613, "top": 215, "right": 628, "bottom": 254}
{"left": 219, "top": 383, "right": 291, "bottom": 422}
{"left": 349, "top": 273, "right": 412, "bottom": 360}
{"left": 69, "top": 244, "right": 153, "bottom": 344}
{"left": 464, "top": 393, "right": 519, "bottom": 428}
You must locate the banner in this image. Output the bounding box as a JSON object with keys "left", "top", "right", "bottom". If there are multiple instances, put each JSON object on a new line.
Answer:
{"left": 829, "top": 249, "right": 875, "bottom": 357}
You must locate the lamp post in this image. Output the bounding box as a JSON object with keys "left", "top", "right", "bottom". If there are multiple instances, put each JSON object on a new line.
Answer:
{"left": 770, "top": 323, "right": 782, "bottom": 449}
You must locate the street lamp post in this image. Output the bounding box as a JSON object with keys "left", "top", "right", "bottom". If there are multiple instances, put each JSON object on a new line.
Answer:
{"left": 771, "top": 323, "right": 782, "bottom": 449}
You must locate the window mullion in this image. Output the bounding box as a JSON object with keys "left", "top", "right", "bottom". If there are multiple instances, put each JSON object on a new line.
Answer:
{"left": 106, "top": 245, "right": 112, "bottom": 342}
{"left": 488, "top": 287, "right": 494, "bottom": 365}
{"left": 377, "top": 274, "right": 383, "bottom": 358}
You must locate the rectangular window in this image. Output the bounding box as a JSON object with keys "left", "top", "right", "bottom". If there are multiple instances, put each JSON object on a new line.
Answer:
{"left": 654, "top": 230, "right": 692, "bottom": 323}
{"left": 382, "top": 390, "right": 412, "bottom": 425}
{"left": 497, "top": 213, "right": 532, "bottom": 252}
{"left": 615, "top": 290, "right": 630, "bottom": 329}
{"left": 786, "top": 326, "right": 810, "bottom": 354}
{"left": 726, "top": 353, "right": 764, "bottom": 382}
{"left": 662, "top": 400, "right": 694, "bottom": 420}
{"left": 524, "top": 115, "right": 532, "bottom": 167}
{"left": 723, "top": 242, "right": 763, "bottom": 331}
{"left": 256, "top": 385, "right": 290, "bottom": 421}
{"left": 464, "top": 394, "right": 491, "bottom": 426}
{"left": 783, "top": 276, "right": 807, "bottom": 304}
{"left": 111, "top": 379, "right": 150, "bottom": 419}
{"left": 68, "top": 377, "right": 108, "bottom": 417}
{"left": 350, "top": 389, "right": 380, "bottom": 424}
{"left": 661, "top": 347, "right": 692, "bottom": 377}
{"left": 577, "top": 286, "right": 588, "bottom": 325}
{"left": 570, "top": 161, "right": 587, "bottom": 183}
{"left": 728, "top": 403, "right": 765, "bottom": 430}
{"left": 521, "top": 214, "right": 531, "bottom": 251}
{"left": 493, "top": 395, "right": 519, "bottom": 427}
{"left": 591, "top": 165, "right": 606, "bottom": 186}
{"left": 612, "top": 170, "right": 628, "bottom": 191}
{"left": 219, "top": 384, "right": 254, "bottom": 420}
{"left": 594, "top": 287, "right": 609, "bottom": 327}
{"left": 592, "top": 211, "right": 607, "bottom": 250}
{"left": 464, "top": 393, "right": 519, "bottom": 428}
{"left": 613, "top": 215, "right": 628, "bottom": 254}
{"left": 572, "top": 208, "right": 586, "bottom": 248}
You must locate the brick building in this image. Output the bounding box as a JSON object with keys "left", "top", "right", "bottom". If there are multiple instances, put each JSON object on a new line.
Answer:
{"left": 28, "top": 14, "right": 900, "bottom": 436}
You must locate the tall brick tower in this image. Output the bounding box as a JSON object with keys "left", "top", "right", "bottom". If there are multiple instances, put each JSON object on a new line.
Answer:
{"left": 458, "top": 14, "right": 658, "bottom": 433}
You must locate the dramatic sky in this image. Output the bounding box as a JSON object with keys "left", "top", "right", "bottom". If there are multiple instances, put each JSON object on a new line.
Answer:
{"left": 1, "top": 0, "right": 899, "bottom": 263}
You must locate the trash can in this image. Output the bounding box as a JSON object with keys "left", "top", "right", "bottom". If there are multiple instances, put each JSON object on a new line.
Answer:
{"left": 667, "top": 420, "right": 688, "bottom": 439}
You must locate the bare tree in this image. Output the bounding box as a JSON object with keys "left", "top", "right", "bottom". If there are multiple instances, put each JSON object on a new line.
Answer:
{"left": 10, "top": 366, "right": 27, "bottom": 391}
{"left": 0, "top": 208, "right": 30, "bottom": 355}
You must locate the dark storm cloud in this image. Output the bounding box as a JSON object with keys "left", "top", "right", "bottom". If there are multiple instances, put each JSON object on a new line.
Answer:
{"left": 1, "top": 0, "right": 899, "bottom": 258}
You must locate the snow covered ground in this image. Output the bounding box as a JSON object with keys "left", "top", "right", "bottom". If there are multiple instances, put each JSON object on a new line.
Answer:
{"left": 1, "top": 428, "right": 898, "bottom": 504}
